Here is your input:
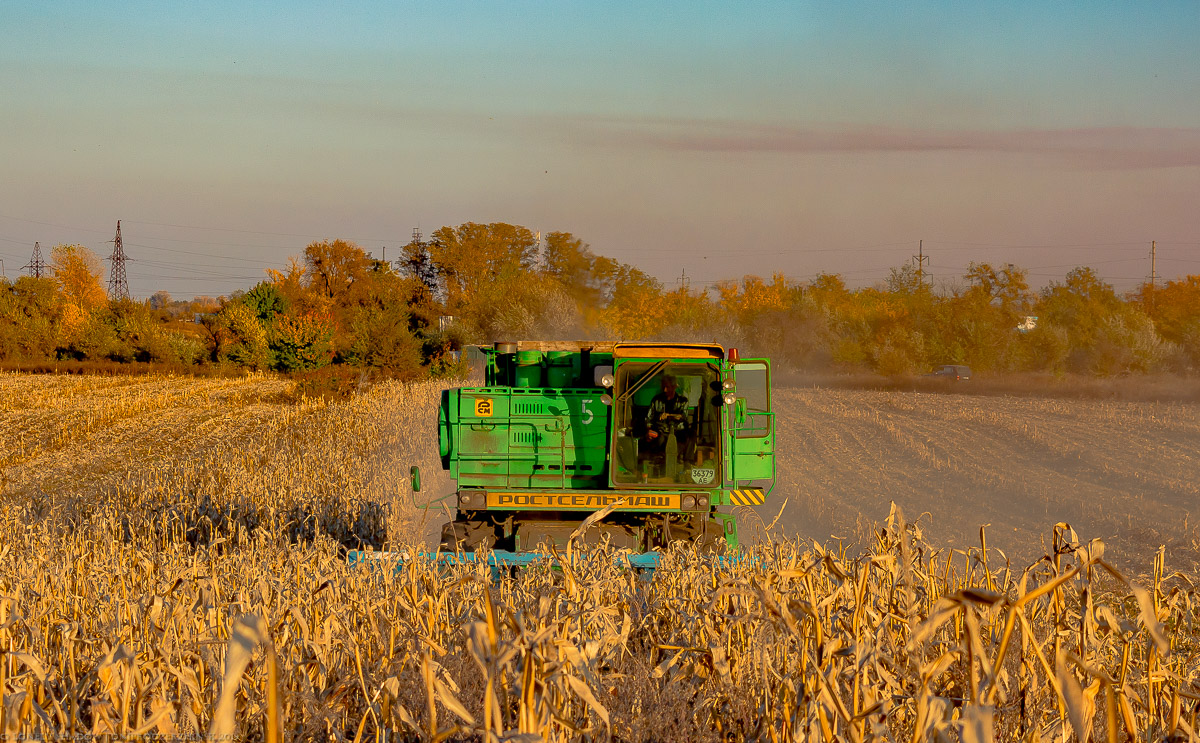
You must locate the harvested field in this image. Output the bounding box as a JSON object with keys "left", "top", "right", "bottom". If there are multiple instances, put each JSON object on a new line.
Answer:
{"left": 770, "top": 388, "right": 1200, "bottom": 569}
{"left": 2, "top": 372, "right": 1199, "bottom": 740}
{"left": 7, "top": 374, "right": 1195, "bottom": 564}
{"left": 0, "top": 372, "right": 446, "bottom": 547}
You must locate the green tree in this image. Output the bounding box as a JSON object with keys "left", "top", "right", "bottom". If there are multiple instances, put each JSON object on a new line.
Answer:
{"left": 242, "top": 281, "right": 290, "bottom": 322}
{"left": 0, "top": 277, "right": 60, "bottom": 361}
{"left": 268, "top": 313, "right": 334, "bottom": 372}
{"left": 212, "top": 302, "right": 269, "bottom": 368}
{"left": 346, "top": 303, "right": 423, "bottom": 377}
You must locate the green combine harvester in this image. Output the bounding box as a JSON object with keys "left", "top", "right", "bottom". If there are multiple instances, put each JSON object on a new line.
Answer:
{"left": 352, "top": 340, "right": 776, "bottom": 571}
{"left": 407, "top": 340, "right": 776, "bottom": 564}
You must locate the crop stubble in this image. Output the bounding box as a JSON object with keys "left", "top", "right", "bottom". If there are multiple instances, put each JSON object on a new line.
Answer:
{"left": 1, "top": 373, "right": 1198, "bottom": 740}
{"left": 772, "top": 388, "right": 1200, "bottom": 568}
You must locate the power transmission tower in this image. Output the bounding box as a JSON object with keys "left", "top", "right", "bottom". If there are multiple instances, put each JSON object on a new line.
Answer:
{"left": 911, "top": 240, "right": 930, "bottom": 283}
{"left": 406, "top": 227, "right": 422, "bottom": 273}
{"left": 23, "top": 241, "right": 49, "bottom": 278}
{"left": 107, "top": 220, "right": 130, "bottom": 300}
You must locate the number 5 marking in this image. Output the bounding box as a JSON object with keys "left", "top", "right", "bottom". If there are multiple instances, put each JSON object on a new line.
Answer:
{"left": 580, "top": 399, "right": 594, "bottom": 425}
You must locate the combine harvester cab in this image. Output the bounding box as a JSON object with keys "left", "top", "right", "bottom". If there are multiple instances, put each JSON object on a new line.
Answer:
{"left": 353, "top": 341, "right": 776, "bottom": 573}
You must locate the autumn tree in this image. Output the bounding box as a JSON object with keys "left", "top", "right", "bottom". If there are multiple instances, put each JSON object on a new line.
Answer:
{"left": 427, "top": 222, "right": 539, "bottom": 319}
{"left": 399, "top": 232, "right": 439, "bottom": 297}
{"left": 595, "top": 263, "right": 668, "bottom": 340}
{"left": 50, "top": 244, "right": 106, "bottom": 344}
{"left": 926, "top": 262, "right": 1034, "bottom": 371}
{"left": 542, "top": 231, "right": 606, "bottom": 314}
{"left": 148, "top": 291, "right": 172, "bottom": 311}
{"left": 1036, "top": 267, "right": 1168, "bottom": 375}
{"left": 1135, "top": 275, "right": 1200, "bottom": 368}
{"left": 717, "top": 274, "right": 796, "bottom": 326}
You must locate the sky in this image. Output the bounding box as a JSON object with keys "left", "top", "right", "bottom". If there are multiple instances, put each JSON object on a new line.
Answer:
{"left": 1, "top": 1, "right": 1198, "bottom": 299}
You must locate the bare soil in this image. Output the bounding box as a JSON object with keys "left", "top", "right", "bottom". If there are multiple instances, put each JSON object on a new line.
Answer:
{"left": 765, "top": 386, "right": 1200, "bottom": 570}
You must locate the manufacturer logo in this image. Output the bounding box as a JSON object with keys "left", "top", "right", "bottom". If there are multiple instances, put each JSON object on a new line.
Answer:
{"left": 474, "top": 398, "right": 494, "bottom": 417}
{"left": 486, "top": 492, "right": 681, "bottom": 510}
{"left": 691, "top": 468, "right": 716, "bottom": 485}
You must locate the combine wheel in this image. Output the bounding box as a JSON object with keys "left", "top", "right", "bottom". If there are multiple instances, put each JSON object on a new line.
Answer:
{"left": 439, "top": 519, "right": 497, "bottom": 551}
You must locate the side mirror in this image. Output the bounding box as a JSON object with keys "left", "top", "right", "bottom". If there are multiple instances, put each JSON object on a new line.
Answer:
{"left": 410, "top": 465, "right": 421, "bottom": 493}
{"left": 734, "top": 398, "right": 747, "bottom": 426}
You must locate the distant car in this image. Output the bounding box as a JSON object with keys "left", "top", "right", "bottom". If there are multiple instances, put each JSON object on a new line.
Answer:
{"left": 927, "top": 365, "right": 971, "bottom": 381}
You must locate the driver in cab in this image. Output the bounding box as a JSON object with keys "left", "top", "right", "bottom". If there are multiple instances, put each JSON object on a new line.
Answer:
{"left": 645, "top": 373, "right": 690, "bottom": 451}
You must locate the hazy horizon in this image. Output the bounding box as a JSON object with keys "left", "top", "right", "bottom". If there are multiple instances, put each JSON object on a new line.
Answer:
{"left": 2, "top": 1, "right": 1198, "bottom": 298}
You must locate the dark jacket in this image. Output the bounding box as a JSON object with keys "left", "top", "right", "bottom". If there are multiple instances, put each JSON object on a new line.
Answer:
{"left": 646, "top": 392, "right": 689, "bottom": 436}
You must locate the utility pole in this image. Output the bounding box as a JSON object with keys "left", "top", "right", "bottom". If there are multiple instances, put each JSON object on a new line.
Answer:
{"left": 678, "top": 268, "right": 689, "bottom": 289}
{"left": 22, "top": 241, "right": 49, "bottom": 278}
{"left": 1149, "top": 240, "right": 1159, "bottom": 290}
{"left": 0, "top": 258, "right": 5, "bottom": 279}
{"left": 912, "top": 240, "right": 929, "bottom": 283}
{"left": 1147, "top": 240, "right": 1160, "bottom": 313}
{"left": 107, "top": 220, "right": 130, "bottom": 300}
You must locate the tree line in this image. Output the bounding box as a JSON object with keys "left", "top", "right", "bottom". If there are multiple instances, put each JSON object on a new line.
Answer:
{"left": 1, "top": 222, "right": 1197, "bottom": 377}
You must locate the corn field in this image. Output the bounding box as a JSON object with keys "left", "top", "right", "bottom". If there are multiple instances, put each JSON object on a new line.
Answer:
{"left": 1, "top": 373, "right": 1198, "bottom": 741}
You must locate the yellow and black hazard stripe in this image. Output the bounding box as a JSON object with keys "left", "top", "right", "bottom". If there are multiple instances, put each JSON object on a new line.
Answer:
{"left": 727, "top": 488, "right": 766, "bottom": 506}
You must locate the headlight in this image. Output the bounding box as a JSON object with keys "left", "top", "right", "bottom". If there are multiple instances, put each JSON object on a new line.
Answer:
{"left": 682, "top": 495, "right": 695, "bottom": 509}
{"left": 722, "top": 380, "right": 735, "bottom": 391}
{"left": 601, "top": 373, "right": 615, "bottom": 388}
{"left": 698, "top": 495, "right": 709, "bottom": 508}
{"left": 723, "top": 392, "right": 737, "bottom": 405}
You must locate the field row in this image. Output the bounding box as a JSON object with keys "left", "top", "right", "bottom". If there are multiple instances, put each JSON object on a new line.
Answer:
{"left": 771, "top": 387, "right": 1200, "bottom": 567}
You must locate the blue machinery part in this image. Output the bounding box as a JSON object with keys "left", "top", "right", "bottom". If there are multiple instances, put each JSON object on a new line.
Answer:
{"left": 348, "top": 549, "right": 662, "bottom": 571}
{"left": 347, "top": 549, "right": 757, "bottom": 577}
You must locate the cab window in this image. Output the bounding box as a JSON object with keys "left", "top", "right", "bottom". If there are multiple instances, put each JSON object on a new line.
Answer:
{"left": 611, "top": 362, "right": 720, "bottom": 486}
{"left": 733, "top": 362, "right": 771, "bottom": 438}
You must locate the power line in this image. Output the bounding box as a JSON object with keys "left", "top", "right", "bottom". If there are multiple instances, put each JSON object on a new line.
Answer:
{"left": 123, "top": 219, "right": 393, "bottom": 243}
{"left": 126, "top": 243, "right": 290, "bottom": 265}
{"left": 921, "top": 240, "right": 1147, "bottom": 249}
